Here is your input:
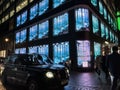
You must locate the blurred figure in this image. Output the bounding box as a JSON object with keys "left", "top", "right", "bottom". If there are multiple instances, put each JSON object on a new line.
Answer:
{"left": 101, "top": 52, "right": 109, "bottom": 79}
{"left": 95, "top": 55, "right": 102, "bottom": 76}
{"left": 106, "top": 46, "right": 120, "bottom": 90}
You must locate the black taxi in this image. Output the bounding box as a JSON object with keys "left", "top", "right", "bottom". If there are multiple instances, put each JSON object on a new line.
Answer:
{"left": 1, "top": 53, "right": 70, "bottom": 90}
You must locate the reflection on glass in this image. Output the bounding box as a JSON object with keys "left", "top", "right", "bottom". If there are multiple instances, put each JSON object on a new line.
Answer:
{"left": 29, "top": 25, "right": 38, "bottom": 41}
{"left": 39, "top": 0, "right": 49, "bottom": 15}
{"left": 38, "top": 21, "right": 48, "bottom": 39}
{"left": 75, "top": 8, "right": 89, "bottom": 31}
{"left": 53, "top": 0, "right": 65, "bottom": 8}
{"left": 38, "top": 45, "right": 49, "bottom": 55}
{"left": 53, "top": 13, "right": 68, "bottom": 36}
{"left": 30, "top": 4, "right": 38, "bottom": 20}
{"left": 76, "top": 40, "right": 90, "bottom": 67}
{"left": 94, "top": 42, "right": 101, "bottom": 59}
{"left": 92, "top": 15, "right": 99, "bottom": 35}
{"left": 53, "top": 42, "right": 69, "bottom": 64}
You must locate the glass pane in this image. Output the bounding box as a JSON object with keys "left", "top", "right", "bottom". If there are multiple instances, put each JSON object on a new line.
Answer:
{"left": 53, "top": 0, "right": 65, "bottom": 8}
{"left": 38, "top": 45, "right": 49, "bottom": 55}
{"left": 30, "top": 4, "right": 38, "bottom": 20}
{"left": 21, "top": 11, "right": 27, "bottom": 24}
{"left": 20, "top": 29, "right": 27, "bottom": 43}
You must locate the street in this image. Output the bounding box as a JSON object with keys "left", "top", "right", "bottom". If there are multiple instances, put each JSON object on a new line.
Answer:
{"left": 0, "top": 70, "right": 112, "bottom": 90}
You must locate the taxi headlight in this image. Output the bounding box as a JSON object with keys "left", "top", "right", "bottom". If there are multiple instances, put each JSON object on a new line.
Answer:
{"left": 46, "top": 71, "right": 54, "bottom": 78}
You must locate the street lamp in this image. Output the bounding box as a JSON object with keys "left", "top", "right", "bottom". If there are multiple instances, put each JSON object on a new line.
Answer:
{"left": 5, "top": 38, "right": 9, "bottom": 42}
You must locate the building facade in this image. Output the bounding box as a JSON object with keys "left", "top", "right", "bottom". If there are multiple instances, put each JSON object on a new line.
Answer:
{"left": 0, "top": 0, "right": 119, "bottom": 70}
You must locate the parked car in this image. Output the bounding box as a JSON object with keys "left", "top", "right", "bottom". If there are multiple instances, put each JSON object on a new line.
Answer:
{"left": 1, "top": 53, "right": 70, "bottom": 90}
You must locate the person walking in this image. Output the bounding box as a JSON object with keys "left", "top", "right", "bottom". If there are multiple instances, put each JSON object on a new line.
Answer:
{"left": 101, "top": 52, "right": 109, "bottom": 79}
{"left": 106, "top": 46, "right": 120, "bottom": 90}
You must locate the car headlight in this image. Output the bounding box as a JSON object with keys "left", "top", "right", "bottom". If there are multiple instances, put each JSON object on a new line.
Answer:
{"left": 46, "top": 71, "right": 54, "bottom": 78}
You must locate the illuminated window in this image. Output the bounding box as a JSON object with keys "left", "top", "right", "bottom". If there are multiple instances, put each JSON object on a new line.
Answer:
{"left": 92, "top": 15, "right": 99, "bottom": 35}
{"left": 15, "top": 29, "right": 27, "bottom": 44}
{"left": 38, "top": 45, "right": 49, "bottom": 55}
{"left": 75, "top": 8, "right": 89, "bottom": 31}
{"left": 53, "top": 0, "right": 65, "bottom": 8}
{"left": 29, "top": 24, "right": 38, "bottom": 41}
{"left": 76, "top": 40, "right": 90, "bottom": 67}
{"left": 30, "top": 4, "right": 38, "bottom": 20}
{"left": 29, "top": 46, "right": 38, "bottom": 54}
{"left": 94, "top": 42, "right": 101, "bottom": 59}
{"left": 17, "top": 11, "right": 27, "bottom": 26}
{"left": 30, "top": 0, "right": 34, "bottom": 3}
{"left": 16, "top": 0, "right": 28, "bottom": 12}
{"left": 5, "top": 14, "right": 9, "bottom": 21}
{"left": 10, "top": 9, "right": 15, "bottom": 17}
{"left": 105, "top": 26, "right": 109, "bottom": 39}
{"left": 91, "top": 0, "right": 97, "bottom": 6}
{"left": 100, "top": 22, "right": 105, "bottom": 38}
{"left": 38, "top": 20, "right": 48, "bottom": 39}
{"left": 39, "top": 0, "right": 49, "bottom": 15}
{"left": 53, "top": 42, "right": 69, "bottom": 64}
{"left": 99, "top": 1, "right": 103, "bottom": 15}
{"left": 104, "top": 7, "right": 107, "bottom": 19}
{"left": 53, "top": 13, "right": 68, "bottom": 36}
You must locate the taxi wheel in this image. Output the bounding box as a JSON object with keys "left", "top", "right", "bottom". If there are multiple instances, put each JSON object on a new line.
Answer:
{"left": 27, "top": 79, "right": 39, "bottom": 90}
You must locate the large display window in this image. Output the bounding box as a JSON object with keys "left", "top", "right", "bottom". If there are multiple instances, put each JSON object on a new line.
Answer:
{"left": 53, "top": 42, "right": 69, "bottom": 64}
{"left": 53, "top": 13, "right": 68, "bottom": 36}
{"left": 94, "top": 42, "right": 101, "bottom": 59}
{"left": 38, "top": 21, "right": 48, "bottom": 39}
{"left": 39, "top": 0, "right": 49, "bottom": 15}
{"left": 92, "top": 15, "right": 99, "bottom": 35}
{"left": 29, "top": 25, "right": 38, "bottom": 41}
{"left": 30, "top": 4, "right": 38, "bottom": 20}
{"left": 76, "top": 40, "right": 90, "bottom": 67}
{"left": 15, "top": 29, "right": 27, "bottom": 44}
{"left": 75, "top": 8, "right": 89, "bottom": 31}
{"left": 53, "top": 0, "right": 65, "bottom": 8}
{"left": 38, "top": 45, "right": 49, "bottom": 55}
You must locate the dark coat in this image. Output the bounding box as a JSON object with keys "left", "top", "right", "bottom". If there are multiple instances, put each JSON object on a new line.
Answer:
{"left": 107, "top": 52, "right": 120, "bottom": 77}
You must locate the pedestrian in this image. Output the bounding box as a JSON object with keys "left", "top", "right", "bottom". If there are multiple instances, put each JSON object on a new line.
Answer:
{"left": 95, "top": 55, "right": 102, "bottom": 76}
{"left": 106, "top": 46, "right": 120, "bottom": 90}
{"left": 101, "top": 52, "right": 109, "bottom": 79}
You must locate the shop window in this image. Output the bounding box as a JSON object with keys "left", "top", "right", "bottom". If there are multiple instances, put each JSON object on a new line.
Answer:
{"left": 53, "top": 13, "right": 68, "bottom": 36}
{"left": 91, "top": 0, "right": 97, "bottom": 6}
{"left": 76, "top": 40, "right": 90, "bottom": 67}
{"left": 94, "top": 42, "right": 101, "bottom": 59}
{"left": 29, "top": 46, "right": 38, "bottom": 54}
{"left": 53, "top": 0, "right": 65, "bottom": 8}
{"left": 30, "top": 4, "right": 38, "bottom": 20}
{"left": 29, "top": 25, "right": 38, "bottom": 41}
{"left": 92, "top": 15, "right": 99, "bottom": 35}
{"left": 53, "top": 42, "right": 69, "bottom": 64}
{"left": 39, "top": 0, "right": 49, "bottom": 15}
{"left": 38, "top": 20, "right": 48, "bottom": 39}
{"left": 75, "top": 8, "right": 89, "bottom": 31}
{"left": 38, "top": 45, "right": 49, "bottom": 55}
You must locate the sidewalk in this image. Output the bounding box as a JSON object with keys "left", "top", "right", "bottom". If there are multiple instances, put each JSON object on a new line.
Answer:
{"left": 64, "top": 70, "right": 111, "bottom": 90}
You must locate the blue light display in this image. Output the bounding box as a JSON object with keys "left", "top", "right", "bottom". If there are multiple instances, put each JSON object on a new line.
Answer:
{"left": 39, "top": 0, "right": 49, "bottom": 15}
{"left": 92, "top": 15, "right": 99, "bottom": 35}
{"left": 53, "top": 0, "right": 65, "bottom": 8}
{"left": 53, "top": 13, "right": 68, "bottom": 36}
{"left": 38, "top": 21, "right": 48, "bottom": 39}
{"left": 94, "top": 42, "right": 101, "bottom": 59}
{"left": 75, "top": 8, "right": 89, "bottom": 31}
{"left": 29, "top": 25, "right": 38, "bottom": 41}
{"left": 16, "top": 32, "right": 20, "bottom": 44}
{"left": 20, "top": 29, "right": 27, "bottom": 43}
{"left": 29, "top": 46, "right": 38, "bottom": 54}
{"left": 53, "top": 42, "right": 69, "bottom": 64}
{"left": 38, "top": 45, "right": 49, "bottom": 55}
{"left": 76, "top": 40, "right": 90, "bottom": 67}
{"left": 30, "top": 4, "right": 38, "bottom": 20}
{"left": 15, "top": 48, "right": 26, "bottom": 54}
{"left": 21, "top": 11, "right": 27, "bottom": 24}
